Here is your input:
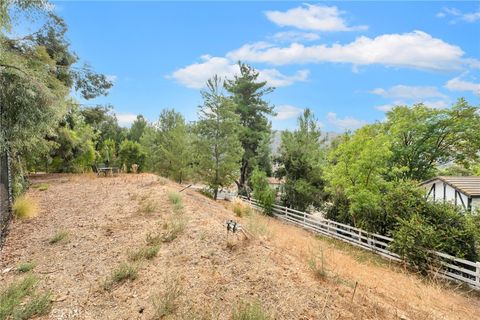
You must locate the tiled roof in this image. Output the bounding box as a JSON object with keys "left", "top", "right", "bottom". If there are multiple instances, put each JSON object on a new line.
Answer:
{"left": 421, "top": 176, "right": 480, "bottom": 197}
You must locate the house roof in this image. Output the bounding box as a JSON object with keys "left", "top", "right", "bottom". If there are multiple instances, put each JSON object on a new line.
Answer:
{"left": 420, "top": 176, "right": 480, "bottom": 197}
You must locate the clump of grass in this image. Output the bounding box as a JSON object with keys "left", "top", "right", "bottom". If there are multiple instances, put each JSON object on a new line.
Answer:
{"left": 146, "top": 232, "right": 163, "bottom": 246}
{"left": 231, "top": 301, "right": 271, "bottom": 320}
{"left": 103, "top": 263, "right": 138, "bottom": 291}
{"left": 198, "top": 188, "right": 214, "bottom": 199}
{"left": 232, "top": 199, "right": 251, "bottom": 217}
{"left": 167, "top": 191, "right": 183, "bottom": 213}
{"left": 48, "top": 230, "right": 69, "bottom": 245}
{"left": 151, "top": 277, "right": 183, "bottom": 319}
{"left": 13, "top": 196, "right": 39, "bottom": 219}
{"left": 17, "top": 262, "right": 36, "bottom": 273}
{"left": 308, "top": 248, "right": 328, "bottom": 280}
{"left": 32, "top": 183, "right": 49, "bottom": 191}
{"left": 246, "top": 215, "right": 270, "bottom": 238}
{"left": 161, "top": 216, "right": 187, "bottom": 243}
{"left": 139, "top": 197, "right": 158, "bottom": 214}
{"left": 0, "top": 275, "right": 51, "bottom": 319}
{"left": 128, "top": 245, "right": 160, "bottom": 262}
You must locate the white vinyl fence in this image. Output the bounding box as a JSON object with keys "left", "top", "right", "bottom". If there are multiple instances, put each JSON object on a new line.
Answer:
{"left": 239, "top": 196, "right": 480, "bottom": 290}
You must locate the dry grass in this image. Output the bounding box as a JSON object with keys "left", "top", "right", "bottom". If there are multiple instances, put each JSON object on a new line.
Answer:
{"left": 48, "top": 230, "right": 69, "bottom": 244}
{"left": 138, "top": 197, "right": 158, "bottom": 214}
{"left": 168, "top": 191, "right": 184, "bottom": 212}
{"left": 231, "top": 301, "right": 271, "bottom": 320}
{"left": 161, "top": 215, "right": 187, "bottom": 243}
{"left": 308, "top": 247, "right": 328, "bottom": 280}
{"left": 232, "top": 198, "right": 251, "bottom": 217}
{"left": 13, "top": 196, "right": 38, "bottom": 219}
{"left": 151, "top": 277, "right": 183, "bottom": 319}
{"left": 128, "top": 245, "right": 160, "bottom": 262}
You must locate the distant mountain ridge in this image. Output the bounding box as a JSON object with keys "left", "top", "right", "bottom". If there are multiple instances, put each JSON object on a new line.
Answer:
{"left": 270, "top": 130, "right": 341, "bottom": 155}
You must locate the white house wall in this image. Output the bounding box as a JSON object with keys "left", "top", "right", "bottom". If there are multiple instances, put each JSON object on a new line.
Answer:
{"left": 424, "top": 179, "right": 469, "bottom": 209}
{"left": 472, "top": 198, "right": 480, "bottom": 211}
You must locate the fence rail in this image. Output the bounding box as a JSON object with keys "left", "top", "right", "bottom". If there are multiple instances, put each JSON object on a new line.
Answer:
{"left": 239, "top": 196, "right": 480, "bottom": 290}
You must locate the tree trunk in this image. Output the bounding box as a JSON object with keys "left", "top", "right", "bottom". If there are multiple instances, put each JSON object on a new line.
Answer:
{"left": 214, "top": 187, "right": 218, "bottom": 201}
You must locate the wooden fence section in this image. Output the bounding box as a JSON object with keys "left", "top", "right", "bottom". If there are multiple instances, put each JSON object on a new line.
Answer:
{"left": 239, "top": 196, "right": 480, "bottom": 290}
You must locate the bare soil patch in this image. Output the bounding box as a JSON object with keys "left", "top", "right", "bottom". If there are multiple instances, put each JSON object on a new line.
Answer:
{"left": 1, "top": 173, "right": 479, "bottom": 319}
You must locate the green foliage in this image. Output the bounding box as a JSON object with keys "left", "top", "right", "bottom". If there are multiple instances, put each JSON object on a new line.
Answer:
{"left": 194, "top": 75, "right": 242, "bottom": 199}
{"left": 128, "top": 115, "right": 148, "bottom": 142}
{"left": 48, "top": 230, "right": 69, "bottom": 244}
{"left": 276, "top": 109, "right": 326, "bottom": 211}
{"left": 118, "top": 139, "right": 145, "bottom": 173}
{"left": 250, "top": 168, "right": 276, "bottom": 215}
{"left": 128, "top": 245, "right": 160, "bottom": 262}
{"left": 231, "top": 301, "right": 271, "bottom": 320}
{"left": 224, "top": 62, "right": 275, "bottom": 192}
{"left": 141, "top": 109, "right": 192, "bottom": 182}
{"left": 385, "top": 99, "right": 480, "bottom": 181}
{"left": 391, "top": 203, "right": 477, "bottom": 273}
{"left": 0, "top": 274, "right": 51, "bottom": 320}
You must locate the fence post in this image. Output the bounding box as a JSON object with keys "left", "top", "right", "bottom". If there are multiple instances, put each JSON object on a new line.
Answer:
{"left": 476, "top": 262, "right": 480, "bottom": 289}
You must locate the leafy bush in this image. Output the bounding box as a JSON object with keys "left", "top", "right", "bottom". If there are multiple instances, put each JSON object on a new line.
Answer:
{"left": 391, "top": 203, "right": 477, "bottom": 273}
{"left": 13, "top": 196, "right": 38, "bottom": 219}
{"left": 250, "top": 168, "right": 276, "bottom": 215}
{"left": 118, "top": 139, "right": 146, "bottom": 173}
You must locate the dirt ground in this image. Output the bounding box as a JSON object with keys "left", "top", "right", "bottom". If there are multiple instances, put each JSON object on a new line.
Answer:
{"left": 1, "top": 173, "right": 479, "bottom": 320}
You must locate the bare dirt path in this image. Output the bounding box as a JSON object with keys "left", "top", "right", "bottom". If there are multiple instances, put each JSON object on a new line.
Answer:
{"left": 1, "top": 173, "right": 479, "bottom": 319}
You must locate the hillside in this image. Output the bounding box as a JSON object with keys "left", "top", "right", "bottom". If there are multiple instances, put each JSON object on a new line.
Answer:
{"left": 1, "top": 173, "right": 479, "bottom": 320}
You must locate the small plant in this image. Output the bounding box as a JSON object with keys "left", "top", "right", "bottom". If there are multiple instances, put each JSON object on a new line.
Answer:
{"left": 246, "top": 215, "right": 270, "bottom": 238}
{"left": 0, "top": 275, "right": 52, "bottom": 319}
{"left": 139, "top": 198, "right": 158, "bottom": 214}
{"left": 151, "top": 277, "right": 183, "bottom": 319}
{"left": 198, "top": 188, "right": 214, "bottom": 199}
{"left": 13, "top": 196, "right": 39, "bottom": 219}
{"left": 146, "top": 232, "right": 163, "bottom": 246}
{"left": 308, "top": 248, "right": 328, "bottom": 280}
{"left": 231, "top": 301, "right": 271, "bottom": 320}
{"left": 49, "top": 230, "right": 69, "bottom": 244}
{"left": 161, "top": 216, "right": 187, "bottom": 243}
{"left": 32, "top": 183, "right": 49, "bottom": 191}
{"left": 232, "top": 198, "right": 251, "bottom": 217}
{"left": 17, "top": 262, "right": 36, "bottom": 273}
{"left": 103, "top": 263, "right": 138, "bottom": 291}
{"left": 168, "top": 192, "right": 183, "bottom": 211}
{"left": 128, "top": 245, "right": 160, "bottom": 262}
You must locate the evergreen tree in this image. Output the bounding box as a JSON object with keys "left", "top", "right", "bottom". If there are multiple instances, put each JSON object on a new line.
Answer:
{"left": 195, "top": 76, "right": 242, "bottom": 200}
{"left": 224, "top": 63, "right": 275, "bottom": 193}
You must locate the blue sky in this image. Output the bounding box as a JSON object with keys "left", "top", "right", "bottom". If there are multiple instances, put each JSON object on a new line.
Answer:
{"left": 45, "top": 1, "right": 480, "bottom": 131}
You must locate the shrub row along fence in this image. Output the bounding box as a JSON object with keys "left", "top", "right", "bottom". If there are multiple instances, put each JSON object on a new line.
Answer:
{"left": 239, "top": 196, "right": 480, "bottom": 290}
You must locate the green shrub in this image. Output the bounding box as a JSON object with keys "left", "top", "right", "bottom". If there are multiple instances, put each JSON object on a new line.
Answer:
{"left": 118, "top": 139, "right": 146, "bottom": 173}
{"left": 391, "top": 203, "right": 477, "bottom": 273}
{"left": 32, "top": 183, "right": 49, "bottom": 191}
{"left": 0, "top": 275, "right": 51, "bottom": 319}
{"left": 250, "top": 168, "right": 276, "bottom": 215}
{"left": 17, "top": 262, "right": 36, "bottom": 273}
{"left": 232, "top": 301, "right": 271, "bottom": 320}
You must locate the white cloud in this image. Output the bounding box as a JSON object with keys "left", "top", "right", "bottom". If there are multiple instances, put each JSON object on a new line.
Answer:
{"left": 169, "top": 55, "right": 309, "bottom": 89}
{"left": 227, "top": 31, "right": 473, "bottom": 71}
{"left": 327, "top": 112, "right": 366, "bottom": 131}
{"left": 437, "top": 7, "right": 480, "bottom": 23}
{"left": 115, "top": 113, "right": 138, "bottom": 127}
{"left": 274, "top": 105, "right": 304, "bottom": 120}
{"left": 370, "top": 85, "right": 447, "bottom": 100}
{"left": 265, "top": 4, "right": 367, "bottom": 31}
{"left": 445, "top": 77, "right": 480, "bottom": 95}
{"left": 423, "top": 100, "right": 449, "bottom": 109}
{"left": 375, "top": 104, "right": 395, "bottom": 112}
{"left": 270, "top": 31, "right": 320, "bottom": 43}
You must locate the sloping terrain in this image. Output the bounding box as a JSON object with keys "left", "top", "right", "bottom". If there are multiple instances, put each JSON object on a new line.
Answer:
{"left": 1, "top": 173, "right": 479, "bottom": 320}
